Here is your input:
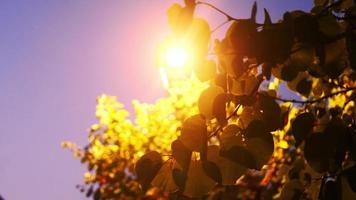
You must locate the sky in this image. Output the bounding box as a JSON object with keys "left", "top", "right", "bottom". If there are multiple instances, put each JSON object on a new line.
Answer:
{"left": 0, "top": 1, "right": 312, "bottom": 199}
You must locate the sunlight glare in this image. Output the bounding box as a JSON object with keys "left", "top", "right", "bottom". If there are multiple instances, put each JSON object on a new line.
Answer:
{"left": 165, "top": 47, "right": 188, "bottom": 68}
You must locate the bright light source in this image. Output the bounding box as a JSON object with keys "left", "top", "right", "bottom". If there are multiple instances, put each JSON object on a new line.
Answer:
{"left": 165, "top": 47, "right": 188, "bottom": 68}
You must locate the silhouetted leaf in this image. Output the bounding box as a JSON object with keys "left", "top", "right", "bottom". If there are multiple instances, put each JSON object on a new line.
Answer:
{"left": 220, "top": 124, "right": 244, "bottom": 151}
{"left": 227, "top": 20, "right": 257, "bottom": 56}
{"left": 244, "top": 120, "right": 269, "bottom": 139}
{"left": 342, "top": 165, "right": 356, "bottom": 193}
{"left": 256, "top": 94, "right": 282, "bottom": 131}
{"left": 151, "top": 159, "right": 180, "bottom": 193}
{"left": 296, "top": 77, "right": 312, "bottom": 97}
{"left": 202, "top": 160, "right": 222, "bottom": 184}
{"left": 207, "top": 145, "right": 246, "bottom": 185}
{"left": 291, "top": 112, "right": 315, "bottom": 146}
{"left": 280, "top": 179, "right": 304, "bottom": 200}
{"left": 220, "top": 145, "right": 257, "bottom": 169}
{"left": 341, "top": 170, "right": 356, "bottom": 199}
{"left": 287, "top": 72, "right": 309, "bottom": 93}
{"left": 212, "top": 93, "right": 230, "bottom": 125}
{"left": 293, "top": 12, "right": 320, "bottom": 45}
{"left": 214, "top": 73, "right": 232, "bottom": 92}
{"left": 172, "top": 168, "right": 187, "bottom": 191}
{"left": 135, "top": 151, "right": 163, "bottom": 190}
{"left": 183, "top": 160, "right": 216, "bottom": 198}
{"left": 289, "top": 44, "right": 315, "bottom": 71}
{"left": 231, "top": 76, "right": 259, "bottom": 96}
{"left": 314, "top": 0, "right": 328, "bottom": 6}
{"left": 251, "top": 2, "right": 257, "bottom": 22}
{"left": 246, "top": 134, "right": 274, "bottom": 169}
{"left": 264, "top": 8, "right": 272, "bottom": 25}
{"left": 180, "top": 115, "right": 207, "bottom": 152}
{"left": 199, "top": 86, "right": 224, "bottom": 119}
{"left": 281, "top": 63, "right": 299, "bottom": 81}
{"left": 172, "top": 139, "right": 192, "bottom": 171}
{"left": 318, "top": 15, "right": 342, "bottom": 38}
{"left": 303, "top": 119, "right": 349, "bottom": 174}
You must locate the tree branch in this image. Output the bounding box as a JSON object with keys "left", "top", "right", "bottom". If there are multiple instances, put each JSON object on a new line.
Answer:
{"left": 274, "top": 87, "right": 356, "bottom": 104}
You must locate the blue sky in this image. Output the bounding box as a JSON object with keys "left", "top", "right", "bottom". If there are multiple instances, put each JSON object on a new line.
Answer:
{"left": 0, "top": 1, "right": 312, "bottom": 199}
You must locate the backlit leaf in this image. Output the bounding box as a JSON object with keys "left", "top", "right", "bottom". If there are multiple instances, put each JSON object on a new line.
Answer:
{"left": 183, "top": 160, "right": 216, "bottom": 198}
{"left": 220, "top": 124, "right": 244, "bottom": 151}
{"left": 199, "top": 86, "right": 224, "bottom": 119}
{"left": 135, "top": 151, "right": 163, "bottom": 190}
{"left": 151, "top": 159, "right": 180, "bottom": 193}
{"left": 180, "top": 115, "right": 207, "bottom": 152}
{"left": 207, "top": 145, "right": 246, "bottom": 185}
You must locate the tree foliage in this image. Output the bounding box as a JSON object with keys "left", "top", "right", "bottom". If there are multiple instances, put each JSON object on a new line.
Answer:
{"left": 64, "top": 0, "right": 356, "bottom": 199}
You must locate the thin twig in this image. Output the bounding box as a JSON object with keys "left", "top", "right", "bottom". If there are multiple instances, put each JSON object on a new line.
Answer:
{"left": 211, "top": 20, "right": 231, "bottom": 34}
{"left": 274, "top": 87, "right": 356, "bottom": 104}
{"left": 196, "top": 1, "right": 237, "bottom": 21}
{"left": 208, "top": 76, "right": 264, "bottom": 138}
{"left": 208, "top": 104, "right": 242, "bottom": 138}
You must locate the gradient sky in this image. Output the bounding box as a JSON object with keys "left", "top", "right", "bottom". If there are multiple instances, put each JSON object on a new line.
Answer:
{"left": 0, "top": 1, "right": 312, "bottom": 199}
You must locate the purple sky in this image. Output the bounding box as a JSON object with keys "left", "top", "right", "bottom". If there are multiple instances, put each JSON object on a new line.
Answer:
{"left": 0, "top": 1, "right": 311, "bottom": 199}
